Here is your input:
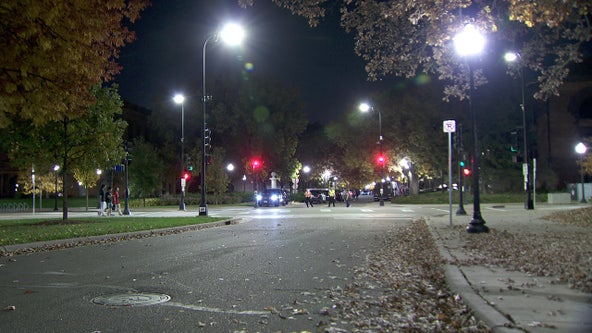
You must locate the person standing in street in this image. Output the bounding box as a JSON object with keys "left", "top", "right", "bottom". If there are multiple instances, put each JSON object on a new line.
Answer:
{"left": 113, "top": 187, "right": 122, "bottom": 215}
{"left": 304, "top": 189, "right": 314, "bottom": 207}
{"left": 344, "top": 189, "right": 351, "bottom": 207}
{"left": 327, "top": 188, "right": 336, "bottom": 207}
{"left": 98, "top": 184, "right": 106, "bottom": 216}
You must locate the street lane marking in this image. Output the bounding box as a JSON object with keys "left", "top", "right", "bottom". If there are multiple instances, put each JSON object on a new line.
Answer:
{"left": 485, "top": 206, "right": 507, "bottom": 212}
{"left": 163, "top": 301, "right": 269, "bottom": 315}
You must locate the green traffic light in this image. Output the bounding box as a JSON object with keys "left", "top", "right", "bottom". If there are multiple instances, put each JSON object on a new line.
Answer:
{"left": 459, "top": 161, "right": 465, "bottom": 167}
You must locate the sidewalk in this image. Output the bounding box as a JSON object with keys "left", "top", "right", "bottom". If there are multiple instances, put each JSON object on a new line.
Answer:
{"left": 427, "top": 204, "right": 592, "bottom": 333}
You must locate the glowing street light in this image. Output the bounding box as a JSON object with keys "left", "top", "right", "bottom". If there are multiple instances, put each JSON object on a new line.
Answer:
{"left": 575, "top": 142, "right": 588, "bottom": 203}
{"left": 360, "top": 102, "right": 386, "bottom": 206}
{"left": 200, "top": 22, "right": 245, "bottom": 216}
{"left": 454, "top": 24, "right": 488, "bottom": 233}
{"left": 173, "top": 93, "right": 186, "bottom": 211}
{"left": 359, "top": 102, "right": 383, "bottom": 142}
{"left": 504, "top": 51, "right": 534, "bottom": 210}
{"left": 303, "top": 165, "right": 310, "bottom": 189}
{"left": 53, "top": 164, "right": 60, "bottom": 211}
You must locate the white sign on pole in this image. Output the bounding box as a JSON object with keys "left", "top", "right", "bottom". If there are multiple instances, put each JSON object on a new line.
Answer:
{"left": 443, "top": 120, "right": 456, "bottom": 226}
{"left": 443, "top": 120, "right": 456, "bottom": 133}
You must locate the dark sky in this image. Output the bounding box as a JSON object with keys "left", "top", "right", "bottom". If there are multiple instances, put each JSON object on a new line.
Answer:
{"left": 115, "top": 0, "right": 386, "bottom": 124}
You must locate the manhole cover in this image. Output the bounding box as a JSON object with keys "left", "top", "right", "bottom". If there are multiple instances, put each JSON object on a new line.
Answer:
{"left": 91, "top": 293, "right": 170, "bottom": 307}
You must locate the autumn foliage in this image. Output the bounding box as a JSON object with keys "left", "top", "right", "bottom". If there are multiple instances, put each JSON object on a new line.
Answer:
{"left": 0, "top": 0, "right": 149, "bottom": 128}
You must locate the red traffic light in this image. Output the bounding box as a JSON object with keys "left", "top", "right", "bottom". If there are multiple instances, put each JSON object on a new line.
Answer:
{"left": 462, "top": 167, "right": 471, "bottom": 177}
{"left": 252, "top": 159, "right": 261, "bottom": 169}
{"left": 183, "top": 172, "right": 190, "bottom": 180}
{"left": 376, "top": 154, "right": 386, "bottom": 165}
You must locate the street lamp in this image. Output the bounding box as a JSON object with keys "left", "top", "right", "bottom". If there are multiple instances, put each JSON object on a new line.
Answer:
{"left": 575, "top": 142, "right": 588, "bottom": 203}
{"left": 360, "top": 102, "right": 385, "bottom": 205}
{"left": 505, "top": 52, "right": 534, "bottom": 210}
{"left": 359, "top": 102, "right": 383, "bottom": 142}
{"left": 200, "top": 22, "right": 245, "bottom": 216}
{"left": 454, "top": 24, "right": 488, "bottom": 233}
{"left": 303, "top": 165, "right": 310, "bottom": 189}
{"left": 53, "top": 164, "right": 60, "bottom": 211}
{"left": 173, "top": 93, "right": 186, "bottom": 211}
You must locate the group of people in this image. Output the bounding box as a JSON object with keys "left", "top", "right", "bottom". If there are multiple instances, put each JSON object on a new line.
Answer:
{"left": 304, "top": 188, "right": 354, "bottom": 208}
{"left": 98, "top": 184, "right": 122, "bottom": 216}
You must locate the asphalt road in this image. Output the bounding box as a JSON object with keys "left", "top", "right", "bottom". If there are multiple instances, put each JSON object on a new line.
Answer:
{"left": 1, "top": 195, "right": 447, "bottom": 332}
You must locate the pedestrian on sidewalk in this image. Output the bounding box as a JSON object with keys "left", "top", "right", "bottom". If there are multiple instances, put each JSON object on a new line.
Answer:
{"left": 98, "top": 184, "right": 106, "bottom": 216}
{"left": 105, "top": 186, "right": 113, "bottom": 216}
{"left": 113, "top": 187, "right": 122, "bottom": 215}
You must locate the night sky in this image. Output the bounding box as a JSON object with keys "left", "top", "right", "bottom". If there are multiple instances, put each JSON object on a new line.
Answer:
{"left": 115, "top": 0, "right": 388, "bottom": 124}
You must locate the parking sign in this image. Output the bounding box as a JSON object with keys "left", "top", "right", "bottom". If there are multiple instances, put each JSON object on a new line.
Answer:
{"left": 443, "top": 120, "right": 456, "bottom": 133}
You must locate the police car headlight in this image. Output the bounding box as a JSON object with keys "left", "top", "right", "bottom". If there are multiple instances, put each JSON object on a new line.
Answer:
{"left": 270, "top": 194, "right": 278, "bottom": 201}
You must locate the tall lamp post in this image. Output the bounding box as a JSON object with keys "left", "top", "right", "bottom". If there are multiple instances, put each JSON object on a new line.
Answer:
{"left": 173, "top": 93, "right": 186, "bottom": 211}
{"left": 360, "top": 102, "right": 385, "bottom": 205}
{"left": 575, "top": 142, "right": 587, "bottom": 203}
{"left": 303, "top": 165, "right": 310, "bottom": 190}
{"left": 123, "top": 141, "right": 131, "bottom": 215}
{"left": 200, "top": 23, "right": 245, "bottom": 216}
{"left": 53, "top": 164, "right": 60, "bottom": 211}
{"left": 454, "top": 24, "right": 489, "bottom": 233}
{"left": 505, "top": 52, "right": 534, "bottom": 210}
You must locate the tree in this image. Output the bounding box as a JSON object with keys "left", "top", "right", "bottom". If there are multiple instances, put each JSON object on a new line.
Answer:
{"left": 205, "top": 148, "right": 231, "bottom": 204}
{"left": 0, "top": 84, "right": 127, "bottom": 219}
{"left": 324, "top": 121, "right": 375, "bottom": 189}
{"left": 17, "top": 170, "right": 60, "bottom": 200}
{"left": 128, "top": 138, "right": 164, "bottom": 206}
{"left": 582, "top": 137, "right": 592, "bottom": 175}
{"left": 0, "top": 0, "right": 148, "bottom": 128}
{"left": 72, "top": 166, "right": 101, "bottom": 211}
{"left": 240, "top": 1, "right": 591, "bottom": 102}
{"left": 210, "top": 74, "right": 308, "bottom": 187}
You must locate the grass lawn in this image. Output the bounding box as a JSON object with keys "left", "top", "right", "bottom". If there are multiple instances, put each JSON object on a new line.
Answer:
{"left": 0, "top": 216, "right": 227, "bottom": 246}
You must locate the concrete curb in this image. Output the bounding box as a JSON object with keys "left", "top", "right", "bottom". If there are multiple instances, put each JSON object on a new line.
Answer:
{"left": 444, "top": 264, "right": 524, "bottom": 333}
{"left": 1, "top": 218, "right": 238, "bottom": 256}
{"left": 427, "top": 218, "right": 524, "bottom": 333}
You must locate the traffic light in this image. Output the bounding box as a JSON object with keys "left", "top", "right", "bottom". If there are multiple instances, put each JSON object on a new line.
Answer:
{"left": 376, "top": 154, "right": 386, "bottom": 167}
{"left": 252, "top": 159, "right": 261, "bottom": 171}
{"left": 183, "top": 172, "right": 190, "bottom": 180}
{"left": 463, "top": 167, "right": 471, "bottom": 177}
{"left": 459, "top": 161, "right": 465, "bottom": 167}
{"left": 204, "top": 128, "right": 211, "bottom": 149}
{"left": 510, "top": 129, "right": 519, "bottom": 152}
